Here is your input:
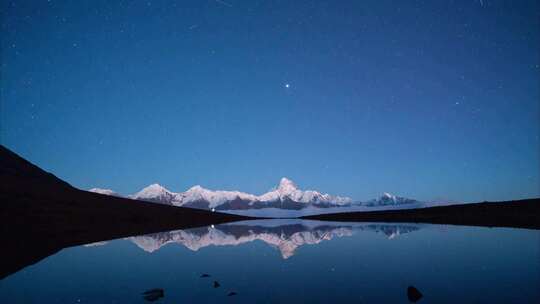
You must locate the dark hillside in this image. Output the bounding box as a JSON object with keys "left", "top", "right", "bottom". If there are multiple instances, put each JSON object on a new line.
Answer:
{"left": 0, "top": 145, "right": 250, "bottom": 279}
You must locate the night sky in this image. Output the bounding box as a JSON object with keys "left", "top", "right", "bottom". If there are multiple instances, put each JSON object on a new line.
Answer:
{"left": 1, "top": 0, "right": 538, "bottom": 202}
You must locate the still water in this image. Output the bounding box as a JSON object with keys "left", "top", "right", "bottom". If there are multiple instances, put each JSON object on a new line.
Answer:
{"left": 1, "top": 220, "right": 539, "bottom": 303}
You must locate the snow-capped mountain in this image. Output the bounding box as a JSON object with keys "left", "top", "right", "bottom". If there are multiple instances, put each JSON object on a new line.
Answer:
{"left": 361, "top": 192, "right": 419, "bottom": 207}
{"left": 89, "top": 178, "right": 424, "bottom": 212}
{"left": 128, "top": 183, "right": 176, "bottom": 205}
{"left": 175, "top": 185, "right": 259, "bottom": 209}
{"left": 88, "top": 188, "right": 121, "bottom": 197}
{"left": 258, "top": 178, "right": 352, "bottom": 207}
{"left": 114, "top": 177, "right": 353, "bottom": 211}
{"left": 188, "top": 178, "right": 352, "bottom": 210}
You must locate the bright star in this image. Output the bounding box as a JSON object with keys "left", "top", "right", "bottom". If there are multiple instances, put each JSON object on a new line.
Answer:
{"left": 285, "top": 83, "right": 290, "bottom": 88}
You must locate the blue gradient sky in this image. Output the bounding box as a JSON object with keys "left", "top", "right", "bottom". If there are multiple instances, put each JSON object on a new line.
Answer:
{"left": 1, "top": 0, "right": 539, "bottom": 202}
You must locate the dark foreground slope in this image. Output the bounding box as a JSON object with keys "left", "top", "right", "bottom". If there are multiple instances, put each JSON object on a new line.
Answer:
{"left": 303, "top": 199, "right": 540, "bottom": 229}
{"left": 0, "top": 145, "right": 249, "bottom": 279}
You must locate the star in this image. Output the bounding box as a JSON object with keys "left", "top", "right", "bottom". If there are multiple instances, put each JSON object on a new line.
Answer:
{"left": 285, "top": 83, "right": 290, "bottom": 88}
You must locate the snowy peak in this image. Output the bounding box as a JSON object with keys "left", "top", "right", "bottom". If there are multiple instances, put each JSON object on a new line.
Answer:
{"left": 278, "top": 177, "right": 297, "bottom": 194}
{"left": 258, "top": 178, "right": 352, "bottom": 206}
{"left": 183, "top": 185, "right": 208, "bottom": 199}
{"left": 89, "top": 188, "right": 120, "bottom": 197}
{"left": 382, "top": 192, "right": 395, "bottom": 199}
{"left": 380, "top": 192, "right": 398, "bottom": 203}
{"left": 147, "top": 183, "right": 168, "bottom": 192}
{"left": 362, "top": 192, "right": 419, "bottom": 206}
{"left": 130, "top": 183, "right": 175, "bottom": 205}
{"left": 187, "top": 185, "right": 205, "bottom": 192}
{"left": 178, "top": 185, "right": 258, "bottom": 209}
{"left": 133, "top": 183, "right": 170, "bottom": 197}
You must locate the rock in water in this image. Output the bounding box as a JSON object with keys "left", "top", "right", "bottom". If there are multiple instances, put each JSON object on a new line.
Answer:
{"left": 407, "top": 286, "right": 423, "bottom": 302}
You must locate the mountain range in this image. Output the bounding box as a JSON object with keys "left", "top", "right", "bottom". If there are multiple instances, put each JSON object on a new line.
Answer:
{"left": 89, "top": 177, "right": 422, "bottom": 211}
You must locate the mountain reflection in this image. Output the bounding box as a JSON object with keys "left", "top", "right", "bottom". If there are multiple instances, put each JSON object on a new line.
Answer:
{"left": 127, "top": 220, "right": 422, "bottom": 258}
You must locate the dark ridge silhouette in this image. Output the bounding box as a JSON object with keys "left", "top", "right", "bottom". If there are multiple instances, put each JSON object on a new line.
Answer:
{"left": 302, "top": 198, "right": 540, "bottom": 230}
{"left": 0, "top": 145, "right": 251, "bottom": 280}
{"left": 407, "top": 286, "right": 423, "bottom": 302}
{"left": 142, "top": 288, "right": 164, "bottom": 302}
